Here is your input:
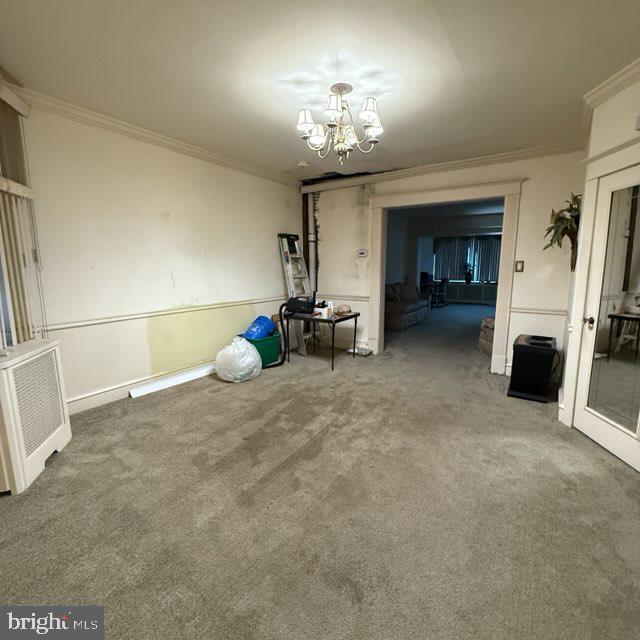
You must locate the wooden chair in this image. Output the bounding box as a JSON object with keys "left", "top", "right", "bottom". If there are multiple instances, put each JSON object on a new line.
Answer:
{"left": 429, "top": 278, "right": 448, "bottom": 308}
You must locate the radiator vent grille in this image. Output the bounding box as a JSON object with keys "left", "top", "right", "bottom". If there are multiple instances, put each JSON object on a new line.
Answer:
{"left": 13, "top": 351, "right": 63, "bottom": 457}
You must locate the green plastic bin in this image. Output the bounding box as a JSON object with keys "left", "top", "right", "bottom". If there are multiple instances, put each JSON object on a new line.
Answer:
{"left": 246, "top": 332, "right": 281, "bottom": 367}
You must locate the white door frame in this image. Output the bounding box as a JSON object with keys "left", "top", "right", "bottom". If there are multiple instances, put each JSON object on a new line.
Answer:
{"left": 368, "top": 178, "right": 524, "bottom": 374}
{"left": 561, "top": 138, "right": 640, "bottom": 430}
{"left": 571, "top": 164, "right": 640, "bottom": 471}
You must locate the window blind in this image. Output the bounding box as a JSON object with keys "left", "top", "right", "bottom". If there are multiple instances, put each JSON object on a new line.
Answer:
{"left": 434, "top": 235, "right": 501, "bottom": 283}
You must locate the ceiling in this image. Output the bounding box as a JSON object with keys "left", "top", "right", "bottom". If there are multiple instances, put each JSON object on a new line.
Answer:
{"left": 1, "top": 0, "right": 639, "bottom": 181}
{"left": 394, "top": 199, "right": 504, "bottom": 220}
{"left": 391, "top": 199, "right": 504, "bottom": 236}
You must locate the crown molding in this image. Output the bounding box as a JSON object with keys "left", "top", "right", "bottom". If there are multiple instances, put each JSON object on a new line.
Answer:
{"left": 12, "top": 86, "right": 299, "bottom": 188}
{"left": 301, "top": 140, "right": 585, "bottom": 194}
{"left": 584, "top": 57, "right": 640, "bottom": 108}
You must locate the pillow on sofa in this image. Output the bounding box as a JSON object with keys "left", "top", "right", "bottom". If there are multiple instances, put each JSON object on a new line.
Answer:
{"left": 391, "top": 283, "right": 406, "bottom": 300}
{"left": 385, "top": 284, "right": 400, "bottom": 301}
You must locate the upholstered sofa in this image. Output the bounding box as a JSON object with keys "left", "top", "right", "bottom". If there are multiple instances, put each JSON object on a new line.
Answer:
{"left": 385, "top": 282, "right": 430, "bottom": 331}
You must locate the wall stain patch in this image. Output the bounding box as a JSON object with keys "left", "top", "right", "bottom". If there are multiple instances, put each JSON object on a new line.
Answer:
{"left": 146, "top": 304, "right": 256, "bottom": 375}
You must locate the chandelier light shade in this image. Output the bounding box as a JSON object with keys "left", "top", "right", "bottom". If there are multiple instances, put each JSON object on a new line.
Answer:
{"left": 296, "top": 109, "right": 314, "bottom": 135}
{"left": 308, "top": 124, "right": 326, "bottom": 148}
{"left": 367, "top": 116, "right": 384, "bottom": 139}
{"left": 359, "top": 96, "right": 378, "bottom": 121}
{"left": 324, "top": 93, "right": 343, "bottom": 119}
{"left": 295, "top": 82, "right": 383, "bottom": 164}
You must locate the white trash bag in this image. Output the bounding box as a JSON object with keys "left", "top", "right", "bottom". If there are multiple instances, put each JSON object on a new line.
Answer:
{"left": 215, "top": 337, "right": 262, "bottom": 383}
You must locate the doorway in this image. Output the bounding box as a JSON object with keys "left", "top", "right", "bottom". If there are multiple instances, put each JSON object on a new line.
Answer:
{"left": 368, "top": 179, "right": 524, "bottom": 374}
{"left": 574, "top": 164, "right": 640, "bottom": 471}
{"left": 383, "top": 199, "right": 503, "bottom": 353}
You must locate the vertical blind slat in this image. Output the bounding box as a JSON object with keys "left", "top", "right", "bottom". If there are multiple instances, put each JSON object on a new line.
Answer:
{"left": 0, "top": 191, "right": 31, "bottom": 343}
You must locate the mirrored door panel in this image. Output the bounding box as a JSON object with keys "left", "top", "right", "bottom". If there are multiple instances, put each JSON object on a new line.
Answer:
{"left": 588, "top": 185, "right": 640, "bottom": 433}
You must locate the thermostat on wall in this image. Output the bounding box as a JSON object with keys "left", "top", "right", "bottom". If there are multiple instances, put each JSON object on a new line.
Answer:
{"left": 357, "top": 249, "right": 368, "bottom": 257}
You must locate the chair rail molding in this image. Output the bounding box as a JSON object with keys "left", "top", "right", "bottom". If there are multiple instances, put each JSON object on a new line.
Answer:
{"left": 46, "top": 295, "right": 287, "bottom": 331}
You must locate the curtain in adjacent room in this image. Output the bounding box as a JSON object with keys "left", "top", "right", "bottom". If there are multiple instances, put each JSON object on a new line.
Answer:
{"left": 434, "top": 237, "right": 463, "bottom": 280}
{"left": 476, "top": 236, "right": 501, "bottom": 283}
{"left": 434, "top": 235, "right": 501, "bottom": 282}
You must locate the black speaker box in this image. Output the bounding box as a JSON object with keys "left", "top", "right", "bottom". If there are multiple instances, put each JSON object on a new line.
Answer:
{"left": 507, "top": 334, "right": 557, "bottom": 403}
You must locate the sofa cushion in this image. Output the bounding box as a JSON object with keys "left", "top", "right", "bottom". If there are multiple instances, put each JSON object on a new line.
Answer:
{"left": 403, "top": 285, "right": 418, "bottom": 302}
{"left": 385, "top": 300, "right": 405, "bottom": 315}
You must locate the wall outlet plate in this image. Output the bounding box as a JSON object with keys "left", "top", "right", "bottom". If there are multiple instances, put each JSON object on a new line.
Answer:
{"left": 357, "top": 249, "right": 368, "bottom": 257}
{"left": 515, "top": 260, "right": 525, "bottom": 272}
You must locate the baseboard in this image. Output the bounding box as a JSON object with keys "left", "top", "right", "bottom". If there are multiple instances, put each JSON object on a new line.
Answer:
{"left": 67, "top": 359, "right": 216, "bottom": 414}
{"left": 68, "top": 336, "right": 362, "bottom": 414}
{"left": 491, "top": 354, "right": 507, "bottom": 375}
{"left": 68, "top": 384, "right": 132, "bottom": 414}
{"left": 368, "top": 337, "right": 382, "bottom": 355}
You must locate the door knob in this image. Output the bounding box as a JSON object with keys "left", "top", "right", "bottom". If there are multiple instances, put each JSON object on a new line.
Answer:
{"left": 583, "top": 316, "right": 595, "bottom": 327}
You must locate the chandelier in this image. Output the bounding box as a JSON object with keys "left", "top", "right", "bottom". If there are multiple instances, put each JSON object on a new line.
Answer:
{"left": 296, "top": 82, "right": 383, "bottom": 164}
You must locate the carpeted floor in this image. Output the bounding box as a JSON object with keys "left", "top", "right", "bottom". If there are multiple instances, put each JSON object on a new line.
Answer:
{"left": 2, "top": 303, "right": 640, "bottom": 639}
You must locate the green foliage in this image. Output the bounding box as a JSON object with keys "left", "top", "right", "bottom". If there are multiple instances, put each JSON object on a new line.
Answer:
{"left": 544, "top": 193, "right": 582, "bottom": 251}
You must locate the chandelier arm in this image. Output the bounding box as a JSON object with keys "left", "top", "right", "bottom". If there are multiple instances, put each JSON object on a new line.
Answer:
{"left": 306, "top": 130, "right": 332, "bottom": 153}
{"left": 346, "top": 105, "right": 370, "bottom": 144}
{"left": 318, "top": 145, "right": 333, "bottom": 159}
{"left": 355, "top": 142, "right": 377, "bottom": 153}
{"left": 316, "top": 131, "right": 333, "bottom": 159}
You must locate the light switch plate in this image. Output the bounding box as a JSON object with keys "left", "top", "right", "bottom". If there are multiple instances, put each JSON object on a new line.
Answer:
{"left": 515, "top": 260, "right": 524, "bottom": 272}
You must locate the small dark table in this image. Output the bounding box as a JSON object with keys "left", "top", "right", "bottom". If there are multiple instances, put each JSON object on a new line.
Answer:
{"left": 607, "top": 313, "right": 640, "bottom": 361}
{"left": 284, "top": 311, "right": 360, "bottom": 370}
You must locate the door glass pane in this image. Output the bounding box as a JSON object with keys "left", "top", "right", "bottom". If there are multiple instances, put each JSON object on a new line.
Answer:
{"left": 588, "top": 185, "right": 640, "bottom": 433}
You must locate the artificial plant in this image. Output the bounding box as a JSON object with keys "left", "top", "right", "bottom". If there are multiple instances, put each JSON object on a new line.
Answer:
{"left": 544, "top": 192, "right": 582, "bottom": 271}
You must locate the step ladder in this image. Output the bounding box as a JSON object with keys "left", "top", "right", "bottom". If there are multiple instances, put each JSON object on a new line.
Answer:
{"left": 278, "top": 233, "right": 313, "bottom": 356}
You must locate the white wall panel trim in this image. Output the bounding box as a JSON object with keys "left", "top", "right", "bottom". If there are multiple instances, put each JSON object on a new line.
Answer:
{"left": 315, "top": 293, "right": 370, "bottom": 302}
{"left": 510, "top": 307, "right": 567, "bottom": 317}
{"left": 47, "top": 296, "right": 287, "bottom": 331}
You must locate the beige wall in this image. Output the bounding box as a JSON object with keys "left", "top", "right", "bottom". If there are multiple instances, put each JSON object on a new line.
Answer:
{"left": 588, "top": 80, "right": 640, "bottom": 159}
{"left": 24, "top": 110, "right": 301, "bottom": 411}
{"left": 316, "top": 151, "right": 586, "bottom": 368}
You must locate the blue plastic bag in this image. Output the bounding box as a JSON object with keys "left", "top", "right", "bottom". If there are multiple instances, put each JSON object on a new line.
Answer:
{"left": 243, "top": 315, "right": 276, "bottom": 340}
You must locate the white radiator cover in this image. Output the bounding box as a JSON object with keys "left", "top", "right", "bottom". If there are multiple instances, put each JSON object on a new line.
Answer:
{"left": 0, "top": 339, "right": 71, "bottom": 494}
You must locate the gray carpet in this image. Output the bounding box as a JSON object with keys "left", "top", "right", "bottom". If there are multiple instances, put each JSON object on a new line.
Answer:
{"left": 2, "top": 303, "right": 640, "bottom": 639}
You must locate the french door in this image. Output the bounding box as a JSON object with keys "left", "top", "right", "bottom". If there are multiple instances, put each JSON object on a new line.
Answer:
{"left": 574, "top": 164, "right": 640, "bottom": 471}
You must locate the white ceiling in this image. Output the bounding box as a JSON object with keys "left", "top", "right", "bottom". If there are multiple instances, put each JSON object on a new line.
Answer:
{"left": 395, "top": 199, "right": 504, "bottom": 219}
{"left": 1, "top": 0, "right": 639, "bottom": 180}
